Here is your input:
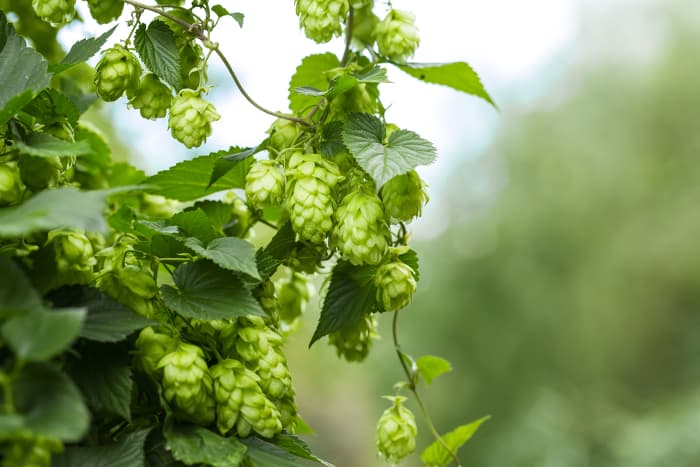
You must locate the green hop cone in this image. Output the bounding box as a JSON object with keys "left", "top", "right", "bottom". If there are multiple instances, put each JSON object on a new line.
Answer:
{"left": 179, "top": 42, "right": 208, "bottom": 89}
{"left": 2, "top": 437, "right": 63, "bottom": 467}
{"left": 129, "top": 74, "right": 173, "bottom": 120}
{"left": 255, "top": 346, "right": 293, "bottom": 400}
{"left": 94, "top": 45, "right": 141, "bottom": 102}
{"left": 376, "top": 396, "right": 417, "bottom": 464}
{"left": 267, "top": 118, "right": 299, "bottom": 156}
{"left": 381, "top": 170, "right": 429, "bottom": 223}
{"left": 245, "top": 160, "right": 284, "bottom": 209}
{"left": 135, "top": 327, "right": 177, "bottom": 376}
{"left": 375, "top": 260, "right": 417, "bottom": 311}
{"left": 158, "top": 342, "right": 216, "bottom": 425}
{"left": 334, "top": 190, "right": 390, "bottom": 265}
{"left": 295, "top": 0, "right": 349, "bottom": 43}
{"left": 0, "top": 163, "right": 23, "bottom": 206}
{"left": 168, "top": 89, "right": 220, "bottom": 148}
{"left": 18, "top": 155, "right": 63, "bottom": 191}
{"left": 277, "top": 271, "right": 310, "bottom": 324}
{"left": 86, "top": 0, "right": 123, "bottom": 24}
{"left": 352, "top": 4, "right": 379, "bottom": 46}
{"left": 329, "top": 83, "right": 378, "bottom": 119}
{"left": 275, "top": 392, "right": 298, "bottom": 432}
{"left": 376, "top": 9, "right": 420, "bottom": 63}
{"left": 231, "top": 316, "right": 283, "bottom": 364}
{"left": 328, "top": 315, "right": 378, "bottom": 362}
{"left": 222, "top": 192, "right": 252, "bottom": 237}
{"left": 31, "top": 0, "right": 75, "bottom": 25}
{"left": 47, "top": 229, "right": 96, "bottom": 273}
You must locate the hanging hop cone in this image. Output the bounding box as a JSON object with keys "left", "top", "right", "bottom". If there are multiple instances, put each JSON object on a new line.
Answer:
{"left": 94, "top": 45, "right": 141, "bottom": 102}
{"left": 135, "top": 327, "right": 177, "bottom": 376}
{"left": 0, "top": 163, "right": 23, "bottom": 206}
{"left": 129, "top": 74, "right": 173, "bottom": 120}
{"left": 32, "top": 0, "right": 75, "bottom": 25}
{"left": 374, "top": 259, "right": 417, "bottom": 311}
{"left": 245, "top": 159, "right": 285, "bottom": 209}
{"left": 86, "top": 0, "right": 123, "bottom": 24}
{"left": 328, "top": 314, "right": 379, "bottom": 362}
{"left": 277, "top": 271, "right": 310, "bottom": 324}
{"left": 168, "top": 89, "right": 220, "bottom": 148}
{"left": 376, "top": 9, "right": 420, "bottom": 63}
{"left": 47, "top": 229, "right": 96, "bottom": 273}
{"left": 295, "top": 0, "right": 349, "bottom": 43}
{"left": 376, "top": 395, "right": 417, "bottom": 464}
{"left": 381, "top": 170, "right": 429, "bottom": 223}
{"left": 267, "top": 118, "right": 300, "bottom": 156}
{"left": 333, "top": 190, "right": 390, "bottom": 265}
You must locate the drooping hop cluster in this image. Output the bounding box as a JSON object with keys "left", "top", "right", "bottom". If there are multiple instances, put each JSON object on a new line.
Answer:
{"left": 277, "top": 271, "right": 310, "bottom": 325}
{"left": 374, "top": 259, "right": 417, "bottom": 311}
{"left": 168, "top": 89, "right": 220, "bottom": 148}
{"left": 128, "top": 74, "right": 173, "bottom": 120}
{"left": 245, "top": 160, "right": 285, "bottom": 209}
{"left": 334, "top": 190, "right": 390, "bottom": 265}
{"left": 381, "top": 170, "right": 429, "bottom": 223}
{"left": 2, "top": 437, "right": 63, "bottom": 467}
{"left": 31, "top": 0, "right": 75, "bottom": 25}
{"left": 0, "top": 163, "right": 23, "bottom": 206}
{"left": 295, "top": 0, "right": 349, "bottom": 43}
{"left": 135, "top": 327, "right": 177, "bottom": 375}
{"left": 376, "top": 396, "right": 417, "bottom": 464}
{"left": 94, "top": 45, "right": 141, "bottom": 102}
{"left": 376, "top": 9, "right": 420, "bottom": 63}
{"left": 286, "top": 153, "right": 343, "bottom": 243}
{"left": 47, "top": 229, "right": 96, "bottom": 273}
{"left": 328, "top": 314, "right": 378, "bottom": 362}
{"left": 86, "top": 0, "right": 123, "bottom": 24}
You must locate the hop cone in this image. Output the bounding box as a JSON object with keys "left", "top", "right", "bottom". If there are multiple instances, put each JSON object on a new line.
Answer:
{"left": 158, "top": 342, "right": 215, "bottom": 425}
{"left": 275, "top": 391, "right": 298, "bottom": 432}
{"left": 330, "top": 83, "right": 378, "bottom": 119}
{"left": 2, "top": 437, "right": 62, "bottom": 467}
{"left": 277, "top": 271, "right": 310, "bottom": 324}
{"left": 0, "top": 163, "right": 23, "bottom": 206}
{"left": 255, "top": 346, "right": 293, "bottom": 400}
{"left": 168, "top": 89, "right": 220, "bottom": 148}
{"left": 18, "top": 155, "right": 64, "bottom": 191}
{"left": 334, "top": 191, "right": 389, "bottom": 265}
{"left": 129, "top": 74, "right": 172, "bottom": 120}
{"left": 376, "top": 9, "right": 420, "bottom": 63}
{"left": 381, "top": 170, "right": 429, "bottom": 223}
{"left": 231, "top": 316, "right": 283, "bottom": 364}
{"left": 222, "top": 192, "right": 252, "bottom": 237}
{"left": 94, "top": 45, "right": 141, "bottom": 102}
{"left": 376, "top": 396, "right": 417, "bottom": 464}
{"left": 328, "top": 315, "right": 378, "bottom": 362}
{"left": 32, "top": 0, "right": 75, "bottom": 25}
{"left": 295, "top": 0, "right": 349, "bottom": 43}
{"left": 86, "top": 0, "right": 123, "bottom": 24}
{"left": 267, "top": 118, "right": 299, "bottom": 156}
{"left": 375, "top": 260, "right": 417, "bottom": 311}
{"left": 245, "top": 160, "right": 284, "bottom": 209}
{"left": 135, "top": 327, "right": 177, "bottom": 375}
{"left": 47, "top": 229, "right": 96, "bottom": 273}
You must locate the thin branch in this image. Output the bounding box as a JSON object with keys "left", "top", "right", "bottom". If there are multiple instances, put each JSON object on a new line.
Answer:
{"left": 341, "top": 7, "right": 355, "bottom": 66}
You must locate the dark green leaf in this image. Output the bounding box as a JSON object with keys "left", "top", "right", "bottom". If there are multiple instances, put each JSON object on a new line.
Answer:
{"left": 50, "top": 26, "right": 117, "bottom": 74}
{"left": 134, "top": 21, "right": 181, "bottom": 89}
{"left": 208, "top": 145, "right": 259, "bottom": 188}
{"left": 421, "top": 416, "right": 491, "bottom": 467}
{"left": 240, "top": 437, "right": 303, "bottom": 467}
{"left": 2, "top": 308, "right": 85, "bottom": 361}
{"left": 150, "top": 234, "right": 188, "bottom": 259}
{"left": 256, "top": 222, "right": 296, "bottom": 280}
{"left": 14, "top": 133, "right": 93, "bottom": 158}
{"left": 320, "top": 121, "right": 346, "bottom": 157}
{"left": 272, "top": 434, "right": 335, "bottom": 467}
{"left": 161, "top": 261, "right": 265, "bottom": 320}
{"left": 54, "top": 429, "right": 151, "bottom": 467}
{"left": 165, "top": 423, "right": 247, "bottom": 467}
{"left": 78, "top": 289, "right": 158, "bottom": 342}
{"left": 191, "top": 200, "right": 233, "bottom": 234}
{"left": 0, "top": 90, "right": 34, "bottom": 127}
{"left": 416, "top": 355, "right": 452, "bottom": 385}
{"left": 0, "top": 258, "right": 43, "bottom": 318}
{"left": 170, "top": 209, "right": 218, "bottom": 244}
{"left": 397, "top": 62, "right": 496, "bottom": 107}
{"left": 289, "top": 53, "right": 339, "bottom": 113}
{"left": 185, "top": 237, "right": 260, "bottom": 280}
{"left": 22, "top": 88, "right": 81, "bottom": 127}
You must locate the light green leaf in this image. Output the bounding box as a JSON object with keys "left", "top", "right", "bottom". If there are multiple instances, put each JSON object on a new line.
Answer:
{"left": 0, "top": 414, "right": 30, "bottom": 439}
{"left": 165, "top": 423, "right": 247, "bottom": 467}
{"left": 50, "top": 26, "right": 117, "bottom": 74}
{"left": 289, "top": 53, "right": 339, "bottom": 113}
{"left": 272, "top": 435, "right": 335, "bottom": 467}
{"left": 399, "top": 248, "right": 420, "bottom": 281}
{"left": 54, "top": 429, "right": 151, "bottom": 467}
{"left": 416, "top": 355, "right": 453, "bottom": 385}
{"left": 212, "top": 5, "right": 244, "bottom": 27}
{"left": 241, "top": 437, "right": 304, "bottom": 467}
{"left": 209, "top": 145, "right": 261, "bottom": 187}
{"left": 0, "top": 257, "right": 43, "bottom": 318}
{"left": 397, "top": 62, "right": 496, "bottom": 107}
{"left": 186, "top": 237, "right": 260, "bottom": 280}
{"left": 161, "top": 261, "right": 265, "bottom": 320}
{"left": 134, "top": 20, "right": 181, "bottom": 89}
{"left": 325, "top": 66, "right": 387, "bottom": 100}
{"left": 2, "top": 308, "right": 85, "bottom": 361}
{"left": 421, "top": 416, "right": 491, "bottom": 467}
{"left": 14, "top": 133, "right": 93, "bottom": 158}
{"left": 343, "top": 113, "right": 437, "bottom": 188}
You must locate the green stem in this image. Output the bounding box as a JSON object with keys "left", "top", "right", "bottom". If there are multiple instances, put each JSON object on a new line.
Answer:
{"left": 341, "top": 7, "right": 355, "bottom": 66}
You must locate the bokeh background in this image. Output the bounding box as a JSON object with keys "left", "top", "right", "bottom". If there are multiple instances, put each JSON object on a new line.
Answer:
{"left": 65, "top": 0, "right": 700, "bottom": 465}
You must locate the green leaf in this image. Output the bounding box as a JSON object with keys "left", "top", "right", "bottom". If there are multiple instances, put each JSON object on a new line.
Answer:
{"left": 325, "top": 67, "right": 387, "bottom": 100}
{"left": 289, "top": 53, "right": 339, "bottom": 113}
{"left": 0, "top": 258, "right": 43, "bottom": 318}
{"left": 23, "top": 88, "right": 81, "bottom": 127}
{"left": 416, "top": 355, "right": 453, "bottom": 385}
{"left": 420, "top": 416, "right": 491, "bottom": 467}
{"left": 256, "top": 222, "right": 296, "bottom": 280}
{"left": 320, "top": 121, "right": 346, "bottom": 157}
{"left": 69, "top": 342, "right": 133, "bottom": 421}
{"left": 170, "top": 209, "right": 218, "bottom": 244}
{"left": 209, "top": 146, "right": 261, "bottom": 187}
{"left": 14, "top": 133, "right": 93, "bottom": 158}
{"left": 0, "top": 414, "right": 31, "bottom": 439}
{"left": 13, "top": 363, "right": 89, "bottom": 442}
{"left": 109, "top": 162, "right": 147, "bottom": 187}
{"left": 165, "top": 423, "right": 247, "bottom": 467}
{"left": 272, "top": 435, "right": 335, "bottom": 467}
{"left": 212, "top": 5, "right": 244, "bottom": 27}
{"left": 397, "top": 62, "right": 496, "bottom": 107}
{"left": 161, "top": 261, "right": 265, "bottom": 320}
{"left": 310, "top": 261, "right": 379, "bottom": 346}
{"left": 399, "top": 248, "right": 420, "bottom": 281}
{"left": 78, "top": 288, "right": 158, "bottom": 342}
{"left": 0, "top": 90, "right": 34, "bottom": 127}
{"left": 191, "top": 200, "right": 234, "bottom": 234}
{"left": 147, "top": 153, "right": 252, "bottom": 201}
{"left": 185, "top": 237, "right": 260, "bottom": 280}
{"left": 54, "top": 429, "right": 151, "bottom": 467}
{"left": 0, "top": 12, "right": 51, "bottom": 112}
{"left": 134, "top": 21, "right": 181, "bottom": 89}
{"left": 50, "top": 26, "right": 117, "bottom": 74}
{"left": 2, "top": 308, "right": 85, "bottom": 361}
{"left": 240, "top": 437, "right": 304, "bottom": 467}
{"left": 343, "top": 113, "right": 437, "bottom": 188}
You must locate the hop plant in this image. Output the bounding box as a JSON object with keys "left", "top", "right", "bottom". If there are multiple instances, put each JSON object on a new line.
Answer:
{"left": 245, "top": 159, "right": 284, "bottom": 209}
{"left": 94, "top": 45, "right": 141, "bottom": 102}
{"left": 129, "top": 74, "right": 173, "bottom": 120}
{"left": 168, "top": 89, "right": 220, "bottom": 148}
{"left": 381, "top": 170, "right": 429, "bottom": 223}
{"left": 334, "top": 190, "right": 390, "bottom": 265}
{"left": 376, "top": 396, "right": 417, "bottom": 464}
{"left": 376, "top": 9, "right": 420, "bottom": 63}
{"left": 86, "top": 0, "right": 123, "bottom": 24}
{"left": 295, "top": 0, "right": 349, "bottom": 43}
{"left": 277, "top": 271, "right": 310, "bottom": 324}
{"left": 135, "top": 327, "right": 177, "bottom": 376}
{"left": 375, "top": 259, "right": 417, "bottom": 311}
{"left": 328, "top": 315, "right": 378, "bottom": 362}
{"left": 0, "top": 163, "right": 23, "bottom": 206}
{"left": 47, "top": 229, "right": 96, "bottom": 273}
{"left": 2, "top": 437, "right": 63, "bottom": 467}
{"left": 31, "top": 0, "right": 75, "bottom": 25}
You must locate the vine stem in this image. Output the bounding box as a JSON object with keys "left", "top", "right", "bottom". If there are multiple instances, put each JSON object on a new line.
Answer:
{"left": 392, "top": 311, "right": 462, "bottom": 466}
{"left": 122, "top": 0, "right": 311, "bottom": 127}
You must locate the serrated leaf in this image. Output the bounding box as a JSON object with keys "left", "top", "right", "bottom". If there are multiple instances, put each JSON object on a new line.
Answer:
{"left": 191, "top": 200, "right": 233, "bottom": 234}
{"left": 397, "top": 62, "right": 496, "bottom": 107}
{"left": 289, "top": 53, "right": 339, "bottom": 113}
{"left": 0, "top": 90, "right": 34, "bottom": 127}
{"left": 272, "top": 435, "right": 335, "bottom": 467}
{"left": 109, "top": 162, "right": 147, "bottom": 187}
{"left": 416, "top": 355, "right": 452, "bottom": 385}
{"left": 78, "top": 289, "right": 158, "bottom": 342}
{"left": 54, "top": 429, "right": 151, "bottom": 467}
{"left": 13, "top": 363, "right": 89, "bottom": 442}
{"left": 320, "top": 121, "right": 346, "bottom": 157}
{"left": 23, "top": 88, "right": 81, "bottom": 127}
{"left": 134, "top": 21, "right": 181, "bottom": 89}
{"left": 212, "top": 6, "right": 244, "bottom": 27}
{"left": 256, "top": 222, "right": 296, "bottom": 280}
{"left": 147, "top": 153, "right": 252, "bottom": 201}
{"left": 343, "top": 113, "right": 436, "bottom": 187}
{"left": 0, "top": 257, "right": 43, "bottom": 318}
{"left": 421, "top": 416, "right": 491, "bottom": 467}
{"left": 241, "top": 437, "right": 304, "bottom": 467}
{"left": 185, "top": 237, "right": 260, "bottom": 280}
{"left": 2, "top": 308, "right": 85, "bottom": 361}
{"left": 161, "top": 261, "right": 265, "bottom": 320}
{"left": 170, "top": 209, "right": 218, "bottom": 244}
{"left": 50, "top": 26, "right": 117, "bottom": 74}
{"left": 310, "top": 261, "right": 378, "bottom": 346}
{"left": 399, "top": 248, "right": 420, "bottom": 281}
{"left": 165, "top": 423, "right": 247, "bottom": 467}
{"left": 208, "top": 146, "right": 259, "bottom": 187}
{"left": 14, "top": 133, "right": 93, "bottom": 158}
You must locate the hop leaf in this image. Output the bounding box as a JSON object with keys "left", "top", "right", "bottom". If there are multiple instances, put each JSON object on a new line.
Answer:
{"left": 295, "top": 0, "right": 349, "bottom": 43}
{"left": 168, "top": 89, "right": 220, "bottom": 148}
{"left": 377, "top": 396, "right": 417, "bottom": 464}
{"left": 376, "top": 9, "right": 420, "bottom": 63}
{"left": 32, "top": 0, "right": 75, "bottom": 25}
{"left": 94, "top": 45, "right": 142, "bottom": 102}
{"left": 129, "top": 73, "right": 173, "bottom": 120}
{"left": 333, "top": 190, "right": 390, "bottom": 265}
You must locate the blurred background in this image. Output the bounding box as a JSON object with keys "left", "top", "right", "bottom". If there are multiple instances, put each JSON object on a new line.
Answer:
{"left": 69, "top": 0, "right": 700, "bottom": 465}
